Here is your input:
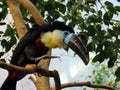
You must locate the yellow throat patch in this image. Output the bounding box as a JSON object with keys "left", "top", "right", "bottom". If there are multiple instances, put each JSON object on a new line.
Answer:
{"left": 40, "top": 30, "right": 65, "bottom": 48}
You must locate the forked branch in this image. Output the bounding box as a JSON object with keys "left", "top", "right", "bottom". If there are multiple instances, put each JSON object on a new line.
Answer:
{"left": 0, "top": 56, "right": 116, "bottom": 90}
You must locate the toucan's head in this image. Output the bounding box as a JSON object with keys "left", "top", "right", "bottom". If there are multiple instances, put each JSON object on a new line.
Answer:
{"left": 41, "top": 21, "right": 89, "bottom": 65}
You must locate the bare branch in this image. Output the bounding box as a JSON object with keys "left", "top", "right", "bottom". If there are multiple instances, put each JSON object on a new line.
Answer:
{"left": 0, "top": 56, "right": 61, "bottom": 90}
{"left": 0, "top": 62, "right": 36, "bottom": 74}
{"left": 0, "top": 61, "right": 117, "bottom": 90}
{"left": 61, "top": 81, "right": 116, "bottom": 90}
{"left": 0, "top": 55, "right": 59, "bottom": 74}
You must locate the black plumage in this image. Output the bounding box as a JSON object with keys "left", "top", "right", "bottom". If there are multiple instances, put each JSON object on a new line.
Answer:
{"left": 1, "top": 21, "right": 74, "bottom": 90}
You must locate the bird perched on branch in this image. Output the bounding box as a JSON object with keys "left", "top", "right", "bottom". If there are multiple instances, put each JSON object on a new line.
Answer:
{"left": 0, "top": 21, "right": 89, "bottom": 90}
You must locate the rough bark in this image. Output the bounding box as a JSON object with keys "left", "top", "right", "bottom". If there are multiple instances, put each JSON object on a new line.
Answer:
{"left": 6, "top": 0, "right": 51, "bottom": 90}
{"left": 6, "top": 0, "right": 27, "bottom": 38}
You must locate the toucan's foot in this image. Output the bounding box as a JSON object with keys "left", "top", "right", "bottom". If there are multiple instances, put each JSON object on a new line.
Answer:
{"left": 30, "top": 56, "right": 46, "bottom": 62}
{"left": 31, "top": 55, "right": 60, "bottom": 62}
{"left": 31, "top": 57, "right": 41, "bottom": 62}
{"left": 37, "top": 66, "right": 48, "bottom": 76}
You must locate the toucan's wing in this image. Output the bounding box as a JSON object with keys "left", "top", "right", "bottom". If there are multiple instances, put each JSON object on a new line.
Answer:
{"left": 11, "top": 25, "right": 42, "bottom": 63}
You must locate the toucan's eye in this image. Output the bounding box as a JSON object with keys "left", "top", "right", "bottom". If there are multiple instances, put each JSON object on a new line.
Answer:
{"left": 64, "top": 31, "right": 70, "bottom": 36}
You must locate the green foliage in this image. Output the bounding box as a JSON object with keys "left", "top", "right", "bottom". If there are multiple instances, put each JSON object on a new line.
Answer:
{"left": 0, "top": 0, "right": 120, "bottom": 88}
{"left": 0, "top": 1, "right": 17, "bottom": 58}
{"left": 0, "top": 1, "right": 8, "bottom": 20}
{"left": 0, "top": 52, "right": 4, "bottom": 57}
{"left": 115, "top": 67, "right": 120, "bottom": 82}
{"left": 89, "top": 62, "right": 120, "bottom": 89}
{"left": 0, "top": 22, "right": 6, "bottom": 25}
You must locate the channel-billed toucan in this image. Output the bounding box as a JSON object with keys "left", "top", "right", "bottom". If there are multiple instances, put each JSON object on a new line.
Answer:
{"left": 1, "top": 21, "right": 89, "bottom": 90}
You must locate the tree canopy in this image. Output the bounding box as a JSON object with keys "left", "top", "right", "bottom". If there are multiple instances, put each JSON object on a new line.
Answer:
{"left": 0, "top": 0, "right": 120, "bottom": 89}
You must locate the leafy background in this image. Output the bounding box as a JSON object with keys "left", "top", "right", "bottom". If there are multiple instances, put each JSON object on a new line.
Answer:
{"left": 0, "top": 0, "right": 120, "bottom": 89}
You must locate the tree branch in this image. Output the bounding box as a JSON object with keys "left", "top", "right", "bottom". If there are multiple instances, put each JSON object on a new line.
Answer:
{"left": 0, "top": 55, "right": 59, "bottom": 74}
{"left": 0, "top": 61, "right": 116, "bottom": 90}
{"left": 6, "top": 0, "right": 28, "bottom": 38}
{"left": 61, "top": 81, "right": 116, "bottom": 90}
{"left": 0, "top": 56, "right": 61, "bottom": 90}
{"left": 12, "top": 0, "right": 50, "bottom": 89}
{"left": 5, "top": 1, "right": 116, "bottom": 90}
{"left": 0, "top": 62, "right": 36, "bottom": 74}
{"left": 16, "top": 0, "right": 45, "bottom": 25}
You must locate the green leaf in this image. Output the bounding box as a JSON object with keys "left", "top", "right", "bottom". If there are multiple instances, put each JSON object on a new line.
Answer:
{"left": 96, "top": 44, "right": 103, "bottom": 53}
{"left": 5, "top": 43, "right": 12, "bottom": 52}
{"left": 87, "top": 25, "right": 96, "bottom": 36}
{"left": 4, "top": 25, "right": 15, "bottom": 36}
{"left": 54, "top": 2, "right": 66, "bottom": 14}
{"left": 0, "top": 58, "right": 6, "bottom": 62}
{"left": 105, "top": 1, "right": 116, "bottom": 14}
{"left": 87, "top": 15, "right": 102, "bottom": 24}
{"left": 115, "top": 67, "right": 120, "bottom": 80}
{"left": 9, "top": 36, "right": 17, "bottom": 47}
{"left": 1, "top": 6, "right": 8, "bottom": 20}
{"left": 108, "top": 50, "right": 117, "bottom": 68}
{"left": 104, "top": 1, "right": 113, "bottom": 8}
{"left": 98, "top": 10, "right": 102, "bottom": 16}
{"left": 92, "top": 54, "right": 99, "bottom": 63}
{"left": 96, "top": 24, "right": 101, "bottom": 32}
{"left": 108, "top": 58, "right": 116, "bottom": 68}
{"left": 44, "top": 3, "right": 54, "bottom": 11}
{"left": 103, "top": 12, "right": 110, "bottom": 25}
{"left": 92, "top": 52, "right": 105, "bottom": 63}
{"left": 87, "top": 42, "right": 95, "bottom": 52}
{"left": 100, "top": 66, "right": 106, "bottom": 73}
{"left": 0, "top": 31, "right": 3, "bottom": 34}
{"left": 79, "top": 22, "right": 87, "bottom": 30}
{"left": 1, "top": 39, "right": 12, "bottom": 52}
{"left": 85, "top": 0, "right": 96, "bottom": 4}
{"left": 115, "top": 6, "right": 120, "bottom": 12}
{"left": 0, "top": 52, "right": 4, "bottom": 57}
{"left": 53, "top": 11, "right": 60, "bottom": 19}
{"left": 104, "top": 41, "right": 111, "bottom": 47}
{"left": 115, "top": 77, "right": 120, "bottom": 82}
{"left": 1, "top": 39, "right": 7, "bottom": 48}
{"left": 108, "top": 28, "right": 115, "bottom": 36}
{"left": 78, "top": 32, "right": 88, "bottom": 44}
{"left": 64, "top": 46, "right": 69, "bottom": 52}
{"left": 0, "top": 22, "right": 6, "bottom": 25}
{"left": 0, "top": 0, "right": 6, "bottom": 4}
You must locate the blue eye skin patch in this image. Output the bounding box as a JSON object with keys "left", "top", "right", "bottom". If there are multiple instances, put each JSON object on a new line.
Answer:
{"left": 63, "top": 33, "right": 74, "bottom": 45}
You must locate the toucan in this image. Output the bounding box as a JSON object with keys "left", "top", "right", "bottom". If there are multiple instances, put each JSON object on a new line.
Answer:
{"left": 0, "top": 21, "right": 89, "bottom": 90}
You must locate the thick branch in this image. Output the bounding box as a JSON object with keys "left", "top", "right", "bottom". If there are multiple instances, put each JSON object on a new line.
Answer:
{"left": 0, "top": 61, "right": 58, "bottom": 78}
{"left": 0, "top": 62, "right": 36, "bottom": 74}
{"left": 29, "top": 70, "right": 61, "bottom": 90}
{"left": 0, "top": 60, "right": 61, "bottom": 90}
{"left": 6, "top": 0, "right": 27, "bottom": 38}
{"left": 0, "top": 55, "right": 59, "bottom": 74}
{"left": 0, "top": 61, "right": 116, "bottom": 90}
{"left": 16, "top": 0, "right": 45, "bottom": 25}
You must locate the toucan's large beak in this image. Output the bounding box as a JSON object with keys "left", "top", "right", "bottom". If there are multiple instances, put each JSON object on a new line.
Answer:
{"left": 64, "top": 34, "right": 89, "bottom": 65}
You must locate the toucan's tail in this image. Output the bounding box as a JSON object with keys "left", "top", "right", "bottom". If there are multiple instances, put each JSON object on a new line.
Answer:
{"left": 0, "top": 76, "right": 17, "bottom": 90}
{"left": 1, "top": 71, "right": 25, "bottom": 90}
{"left": 0, "top": 72, "right": 20, "bottom": 90}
